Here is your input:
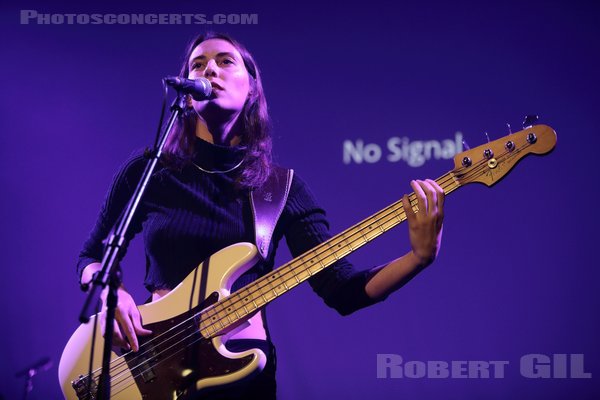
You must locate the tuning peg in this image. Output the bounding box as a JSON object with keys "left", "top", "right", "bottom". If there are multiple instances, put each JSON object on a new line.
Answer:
{"left": 462, "top": 139, "right": 471, "bottom": 150}
{"left": 522, "top": 115, "right": 539, "bottom": 128}
{"left": 506, "top": 123, "right": 512, "bottom": 134}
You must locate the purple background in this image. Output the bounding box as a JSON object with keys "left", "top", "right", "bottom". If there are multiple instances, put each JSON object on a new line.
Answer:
{"left": 1, "top": 1, "right": 599, "bottom": 399}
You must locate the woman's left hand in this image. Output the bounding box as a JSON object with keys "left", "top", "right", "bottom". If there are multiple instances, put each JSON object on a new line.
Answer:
{"left": 401, "top": 179, "right": 445, "bottom": 267}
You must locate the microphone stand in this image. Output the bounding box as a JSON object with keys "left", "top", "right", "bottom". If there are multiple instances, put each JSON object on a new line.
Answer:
{"left": 15, "top": 357, "right": 52, "bottom": 400}
{"left": 78, "top": 94, "right": 187, "bottom": 400}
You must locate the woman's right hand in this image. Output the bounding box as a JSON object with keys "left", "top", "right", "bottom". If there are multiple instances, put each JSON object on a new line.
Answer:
{"left": 82, "top": 262, "right": 152, "bottom": 352}
{"left": 100, "top": 287, "right": 152, "bottom": 352}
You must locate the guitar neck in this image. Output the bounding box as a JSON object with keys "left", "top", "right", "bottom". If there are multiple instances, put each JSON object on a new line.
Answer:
{"left": 198, "top": 171, "right": 462, "bottom": 338}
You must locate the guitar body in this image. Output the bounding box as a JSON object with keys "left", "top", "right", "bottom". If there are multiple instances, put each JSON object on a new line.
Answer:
{"left": 58, "top": 242, "right": 267, "bottom": 400}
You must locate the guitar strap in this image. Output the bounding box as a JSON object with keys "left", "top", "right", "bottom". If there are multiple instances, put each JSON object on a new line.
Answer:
{"left": 250, "top": 166, "right": 294, "bottom": 260}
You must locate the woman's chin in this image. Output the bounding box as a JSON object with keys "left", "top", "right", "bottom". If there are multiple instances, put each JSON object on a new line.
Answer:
{"left": 195, "top": 99, "right": 244, "bottom": 117}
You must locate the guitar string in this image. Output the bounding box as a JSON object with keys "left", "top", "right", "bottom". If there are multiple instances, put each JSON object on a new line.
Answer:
{"left": 89, "top": 172, "right": 461, "bottom": 392}
{"left": 110, "top": 328, "right": 208, "bottom": 396}
{"left": 94, "top": 173, "right": 460, "bottom": 393}
{"left": 102, "top": 314, "right": 209, "bottom": 392}
{"left": 89, "top": 140, "right": 532, "bottom": 394}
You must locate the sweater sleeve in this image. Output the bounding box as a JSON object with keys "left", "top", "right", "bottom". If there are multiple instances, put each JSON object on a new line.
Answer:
{"left": 282, "top": 173, "right": 386, "bottom": 316}
{"left": 76, "top": 151, "right": 148, "bottom": 281}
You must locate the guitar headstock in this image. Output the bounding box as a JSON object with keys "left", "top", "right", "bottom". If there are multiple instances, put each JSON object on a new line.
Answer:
{"left": 452, "top": 124, "right": 557, "bottom": 186}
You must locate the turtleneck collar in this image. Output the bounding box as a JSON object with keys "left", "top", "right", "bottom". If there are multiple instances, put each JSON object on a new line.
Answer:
{"left": 192, "top": 136, "right": 245, "bottom": 172}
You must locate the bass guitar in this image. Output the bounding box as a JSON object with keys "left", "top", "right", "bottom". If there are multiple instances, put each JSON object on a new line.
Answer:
{"left": 59, "top": 124, "right": 557, "bottom": 399}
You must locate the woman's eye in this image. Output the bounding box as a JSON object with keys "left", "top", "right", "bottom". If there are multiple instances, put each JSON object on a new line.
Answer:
{"left": 191, "top": 62, "right": 204, "bottom": 70}
{"left": 221, "top": 59, "right": 234, "bottom": 65}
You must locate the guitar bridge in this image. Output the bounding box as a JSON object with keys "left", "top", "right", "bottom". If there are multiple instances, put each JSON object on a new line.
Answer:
{"left": 72, "top": 374, "right": 98, "bottom": 399}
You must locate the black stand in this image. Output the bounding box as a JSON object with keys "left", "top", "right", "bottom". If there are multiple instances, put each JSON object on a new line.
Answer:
{"left": 15, "top": 357, "right": 52, "bottom": 400}
{"left": 78, "top": 94, "right": 187, "bottom": 400}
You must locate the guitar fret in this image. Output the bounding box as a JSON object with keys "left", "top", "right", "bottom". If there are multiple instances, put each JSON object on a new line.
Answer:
{"left": 205, "top": 308, "right": 218, "bottom": 328}
{"left": 222, "top": 308, "right": 234, "bottom": 324}
{"left": 267, "top": 277, "right": 279, "bottom": 297}
{"left": 342, "top": 236, "right": 354, "bottom": 251}
{"left": 258, "top": 284, "right": 270, "bottom": 303}
{"left": 260, "top": 281, "right": 276, "bottom": 300}
{"left": 285, "top": 277, "right": 298, "bottom": 290}
{"left": 347, "top": 234, "right": 363, "bottom": 250}
{"left": 327, "top": 241, "right": 339, "bottom": 261}
{"left": 393, "top": 206, "right": 403, "bottom": 222}
{"left": 282, "top": 267, "right": 300, "bottom": 290}
{"left": 209, "top": 313, "right": 225, "bottom": 330}
{"left": 299, "top": 267, "right": 310, "bottom": 280}
{"left": 303, "top": 255, "right": 316, "bottom": 274}
{"left": 377, "top": 218, "right": 385, "bottom": 233}
{"left": 317, "top": 259, "right": 326, "bottom": 272}
{"left": 290, "top": 265, "right": 308, "bottom": 282}
{"left": 219, "top": 315, "right": 230, "bottom": 329}
{"left": 338, "top": 250, "right": 350, "bottom": 259}
{"left": 305, "top": 263, "right": 314, "bottom": 276}
{"left": 385, "top": 217, "right": 396, "bottom": 230}
{"left": 359, "top": 225, "right": 371, "bottom": 242}
{"left": 213, "top": 309, "right": 226, "bottom": 327}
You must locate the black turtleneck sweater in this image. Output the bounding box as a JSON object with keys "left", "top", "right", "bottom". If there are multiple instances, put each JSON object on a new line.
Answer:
{"left": 77, "top": 138, "right": 382, "bottom": 316}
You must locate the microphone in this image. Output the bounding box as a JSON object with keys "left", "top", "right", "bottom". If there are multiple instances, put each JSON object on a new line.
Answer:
{"left": 164, "top": 76, "right": 212, "bottom": 100}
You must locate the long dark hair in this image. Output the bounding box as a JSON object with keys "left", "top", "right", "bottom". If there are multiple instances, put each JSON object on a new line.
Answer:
{"left": 163, "top": 32, "right": 272, "bottom": 189}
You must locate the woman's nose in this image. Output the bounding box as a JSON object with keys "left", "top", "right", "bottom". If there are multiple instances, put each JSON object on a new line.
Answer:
{"left": 204, "top": 59, "right": 218, "bottom": 77}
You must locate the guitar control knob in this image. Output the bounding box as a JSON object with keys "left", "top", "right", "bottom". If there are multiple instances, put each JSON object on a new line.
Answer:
{"left": 484, "top": 149, "right": 494, "bottom": 159}
{"left": 505, "top": 141, "right": 515, "bottom": 151}
{"left": 526, "top": 133, "right": 537, "bottom": 144}
{"left": 462, "top": 157, "right": 472, "bottom": 167}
